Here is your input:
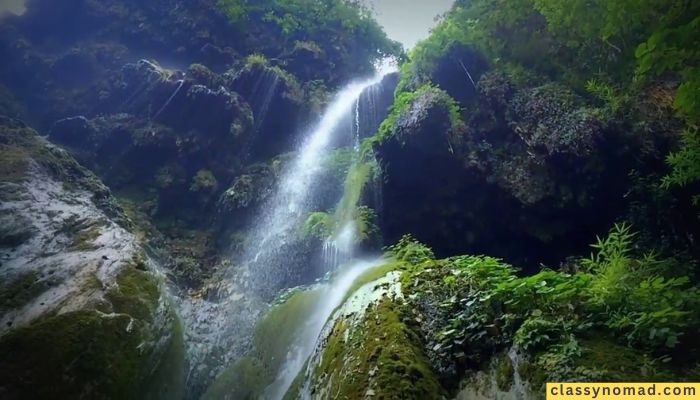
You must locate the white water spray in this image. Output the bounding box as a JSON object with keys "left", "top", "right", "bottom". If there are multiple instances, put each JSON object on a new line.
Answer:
{"left": 239, "top": 62, "right": 396, "bottom": 291}
{"left": 264, "top": 258, "right": 385, "bottom": 400}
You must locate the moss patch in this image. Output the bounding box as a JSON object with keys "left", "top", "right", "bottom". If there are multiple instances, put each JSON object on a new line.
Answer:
{"left": 254, "top": 288, "right": 322, "bottom": 371}
{"left": 311, "top": 299, "right": 444, "bottom": 399}
{"left": 202, "top": 356, "right": 269, "bottom": 400}
{"left": 105, "top": 263, "right": 160, "bottom": 321}
{"left": 0, "top": 310, "right": 145, "bottom": 398}
{"left": 496, "top": 353, "right": 514, "bottom": 391}
{"left": 0, "top": 271, "right": 47, "bottom": 312}
{"left": 0, "top": 143, "right": 31, "bottom": 183}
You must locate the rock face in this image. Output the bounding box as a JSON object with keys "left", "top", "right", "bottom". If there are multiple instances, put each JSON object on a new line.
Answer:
{"left": 302, "top": 234, "right": 699, "bottom": 400}
{"left": 0, "top": 118, "right": 181, "bottom": 399}
{"left": 373, "top": 64, "right": 642, "bottom": 269}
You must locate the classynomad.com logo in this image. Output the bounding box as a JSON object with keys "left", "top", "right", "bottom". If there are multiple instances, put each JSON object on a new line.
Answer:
{"left": 546, "top": 383, "right": 700, "bottom": 399}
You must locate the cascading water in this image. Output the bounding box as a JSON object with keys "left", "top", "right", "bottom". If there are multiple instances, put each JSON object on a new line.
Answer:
{"left": 191, "top": 60, "right": 396, "bottom": 399}
{"left": 263, "top": 257, "right": 385, "bottom": 399}
{"left": 235, "top": 62, "right": 394, "bottom": 399}
{"left": 236, "top": 61, "right": 396, "bottom": 294}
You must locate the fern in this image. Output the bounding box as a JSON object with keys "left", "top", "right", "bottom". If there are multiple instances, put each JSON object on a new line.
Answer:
{"left": 662, "top": 128, "right": 700, "bottom": 202}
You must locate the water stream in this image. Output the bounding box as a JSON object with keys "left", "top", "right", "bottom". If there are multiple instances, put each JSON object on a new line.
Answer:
{"left": 237, "top": 62, "right": 395, "bottom": 294}
{"left": 198, "top": 61, "right": 397, "bottom": 399}
{"left": 264, "top": 257, "right": 385, "bottom": 399}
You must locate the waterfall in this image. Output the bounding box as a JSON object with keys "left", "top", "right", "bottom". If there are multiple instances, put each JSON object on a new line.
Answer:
{"left": 236, "top": 61, "right": 394, "bottom": 399}
{"left": 153, "top": 78, "right": 185, "bottom": 119}
{"left": 192, "top": 61, "right": 396, "bottom": 399}
{"left": 264, "top": 258, "right": 385, "bottom": 400}
{"left": 237, "top": 61, "right": 396, "bottom": 294}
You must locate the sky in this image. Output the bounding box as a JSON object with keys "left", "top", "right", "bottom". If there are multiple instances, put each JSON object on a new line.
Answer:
{"left": 363, "top": 0, "right": 455, "bottom": 49}
{"left": 0, "top": 0, "right": 25, "bottom": 15}
{"left": 0, "top": 0, "right": 454, "bottom": 49}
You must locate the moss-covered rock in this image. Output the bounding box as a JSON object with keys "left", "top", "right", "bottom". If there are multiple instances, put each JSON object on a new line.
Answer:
{"left": 370, "top": 59, "right": 644, "bottom": 269}
{"left": 0, "top": 269, "right": 182, "bottom": 399}
{"left": 223, "top": 56, "right": 305, "bottom": 160}
{"left": 310, "top": 299, "right": 444, "bottom": 399}
{"left": 0, "top": 117, "right": 183, "bottom": 399}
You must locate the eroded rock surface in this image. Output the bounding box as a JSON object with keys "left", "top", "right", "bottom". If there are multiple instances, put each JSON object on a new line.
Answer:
{"left": 0, "top": 118, "right": 181, "bottom": 399}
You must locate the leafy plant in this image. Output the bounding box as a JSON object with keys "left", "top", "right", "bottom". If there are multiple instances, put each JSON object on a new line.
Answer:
{"left": 585, "top": 78, "right": 630, "bottom": 115}
{"left": 661, "top": 128, "right": 700, "bottom": 204}
{"left": 385, "top": 234, "right": 434, "bottom": 264}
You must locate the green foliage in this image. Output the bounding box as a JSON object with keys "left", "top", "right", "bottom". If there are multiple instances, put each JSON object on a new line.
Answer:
{"left": 393, "top": 223, "right": 700, "bottom": 389}
{"left": 217, "top": 0, "right": 401, "bottom": 85}
{"left": 662, "top": 128, "right": 700, "bottom": 202}
{"left": 385, "top": 234, "right": 434, "bottom": 265}
{"left": 581, "top": 224, "right": 699, "bottom": 350}
{"left": 245, "top": 53, "right": 268, "bottom": 67}
{"left": 635, "top": 14, "right": 700, "bottom": 121}
{"left": 585, "top": 78, "right": 630, "bottom": 115}
{"left": 303, "top": 211, "right": 334, "bottom": 240}
{"left": 581, "top": 222, "right": 635, "bottom": 273}
{"left": 370, "top": 84, "right": 463, "bottom": 152}
{"left": 354, "top": 206, "right": 380, "bottom": 244}
{"left": 634, "top": 12, "right": 700, "bottom": 198}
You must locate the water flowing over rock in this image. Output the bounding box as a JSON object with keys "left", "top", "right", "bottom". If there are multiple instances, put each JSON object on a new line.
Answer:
{"left": 236, "top": 62, "right": 397, "bottom": 296}
{"left": 179, "top": 62, "right": 398, "bottom": 395}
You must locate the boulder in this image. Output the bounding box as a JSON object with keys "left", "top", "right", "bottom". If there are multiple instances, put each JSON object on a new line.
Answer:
{"left": 0, "top": 118, "right": 183, "bottom": 398}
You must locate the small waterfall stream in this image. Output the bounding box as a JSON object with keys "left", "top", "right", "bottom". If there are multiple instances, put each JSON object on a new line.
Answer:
{"left": 199, "top": 61, "right": 397, "bottom": 399}
{"left": 245, "top": 63, "right": 394, "bottom": 399}
{"left": 264, "top": 258, "right": 385, "bottom": 399}
{"left": 237, "top": 62, "right": 395, "bottom": 292}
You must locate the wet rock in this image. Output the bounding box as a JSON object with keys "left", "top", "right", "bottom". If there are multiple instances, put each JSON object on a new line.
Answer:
{"left": 429, "top": 44, "right": 490, "bottom": 105}
{"left": 0, "top": 212, "right": 35, "bottom": 248}
{"left": 49, "top": 116, "right": 93, "bottom": 147}
{"left": 224, "top": 59, "right": 304, "bottom": 160}
{"left": 0, "top": 119, "right": 183, "bottom": 398}
{"left": 375, "top": 67, "right": 637, "bottom": 269}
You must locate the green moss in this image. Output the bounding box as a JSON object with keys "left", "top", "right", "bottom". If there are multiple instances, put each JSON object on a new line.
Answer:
{"left": 305, "top": 155, "right": 381, "bottom": 246}
{"left": 207, "top": 288, "right": 325, "bottom": 397}
{"left": 187, "top": 63, "right": 218, "bottom": 87}
{"left": 0, "top": 310, "right": 145, "bottom": 399}
{"left": 576, "top": 338, "right": 690, "bottom": 382}
{"left": 202, "top": 356, "right": 269, "bottom": 400}
{"left": 143, "top": 315, "right": 186, "bottom": 400}
{"left": 0, "top": 143, "right": 31, "bottom": 183}
{"left": 332, "top": 160, "right": 377, "bottom": 242}
{"left": 246, "top": 53, "right": 268, "bottom": 67}
{"left": 69, "top": 223, "right": 103, "bottom": 251}
{"left": 365, "top": 84, "right": 463, "bottom": 156}
{"left": 0, "top": 271, "right": 46, "bottom": 312}
{"left": 334, "top": 161, "right": 372, "bottom": 225}
{"left": 496, "top": 353, "right": 514, "bottom": 391}
{"left": 303, "top": 211, "right": 334, "bottom": 240}
{"left": 312, "top": 299, "right": 444, "bottom": 399}
{"left": 254, "top": 289, "right": 322, "bottom": 369}
{"left": 189, "top": 169, "right": 218, "bottom": 192}
{"left": 105, "top": 262, "right": 160, "bottom": 321}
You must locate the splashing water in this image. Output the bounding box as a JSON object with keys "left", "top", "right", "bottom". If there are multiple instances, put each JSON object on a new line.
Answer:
{"left": 264, "top": 257, "right": 385, "bottom": 400}
{"left": 251, "top": 70, "right": 281, "bottom": 132}
{"left": 188, "top": 60, "right": 396, "bottom": 397}
{"left": 238, "top": 62, "right": 396, "bottom": 293}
